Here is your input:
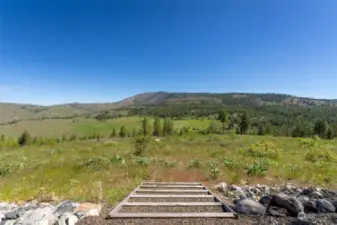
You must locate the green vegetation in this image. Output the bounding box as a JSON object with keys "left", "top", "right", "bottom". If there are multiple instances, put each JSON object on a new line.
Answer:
{"left": 0, "top": 134, "right": 336, "bottom": 204}
{"left": 1, "top": 92, "right": 337, "bottom": 204}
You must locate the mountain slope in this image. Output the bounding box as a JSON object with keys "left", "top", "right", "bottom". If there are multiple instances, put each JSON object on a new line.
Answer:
{"left": 1, "top": 92, "right": 336, "bottom": 123}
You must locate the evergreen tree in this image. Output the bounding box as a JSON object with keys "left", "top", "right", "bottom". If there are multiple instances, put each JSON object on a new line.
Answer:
{"left": 217, "top": 110, "right": 227, "bottom": 133}
{"left": 18, "top": 130, "right": 32, "bottom": 146}
{"left": 239, "top": 112, "right": 249, "bottom": 135}
{"left": 326, "top": 127, "right": 334, "bottom": 139}
{"left": 313, "top": 119, "right": 327, "bottom": 138}
{"left": 167, "top": 119, "right": 174, "bottom": 135}
{"left": 141, "top": 117, "right": 153, "bottom": 136}
{"left": 153, "top": 117, "right": 162, "bottom": 136}
{"left": 110, "top": 128, "right": 116, "bottom": 138}
{"left": 257, "top": 124, "right": 265, "bottom": 136}
{"left": 132, "top": 128, "right": 137, "bottom": 137}
{"left": 119, "top": 126, "right": 126, "bottom": 138}
{"left": 0, "top": 134, "right": 4, "bottom": 141}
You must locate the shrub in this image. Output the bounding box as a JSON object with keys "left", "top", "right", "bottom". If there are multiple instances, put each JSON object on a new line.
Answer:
{"left": 298, "top": 138, "right": 317, "bottom": 148}
{"left": 109, "top": 155, "right": 125, "bottom": 164}
{"left": 242, "top": 141, "right": 280, "bottom": 159}
{"left": 189, "top": 158, "right": 203, "bottom": 168}
{"left": 208, "top": 160, "right": 220, "bottom": 168}
{"left": 246, "top": 158, "right": 275, "bottom": 177}
{"left": 208, "top": 167, "right": 221, "bottom": 180}
{"left": 77, "top": 157, "right": 108, "bottom": 170}
{"left": 134, "top": 157, "right": 153, "bottom": 166}
{"left": 68, "top": 134, "right": 77, "bottom": 141}
{"left": 305, "top": 148, "right": 337, "bottom": 163}
{"left": 223, "top": 157, "right": 240, "bottom": 170}
{"left": 134, "top": 136, "right": 151, "bottom": 156}
{"left": 0, "top": 164, "right": 11, "bottom": 177}
{"left": 163, "top": 160, "right": 178, "bottom": 168}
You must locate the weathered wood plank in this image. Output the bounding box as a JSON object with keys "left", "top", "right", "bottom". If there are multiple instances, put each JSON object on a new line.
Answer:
{"left": 109, "top": 212, "right": 236, "bottom": 218}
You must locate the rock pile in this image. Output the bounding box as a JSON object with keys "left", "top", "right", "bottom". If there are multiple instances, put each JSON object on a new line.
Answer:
{"left": 215, "top": 182, "right": 337, "bottom": 222}
{"left": 0, "top": 200, "right": 101, "bottom": 225}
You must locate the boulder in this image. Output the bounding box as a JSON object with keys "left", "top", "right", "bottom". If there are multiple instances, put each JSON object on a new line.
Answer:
{"left": 53, "top": 200, "right": 78, "bottom": 217}
{"left": 316, "top": 199, "right": 336, "bottom": 213}
{"left": 235, "top": 198, "right": 266, "bottom": 215}
{"left": 214, "top": 182, "right": 227, "bottom": 193}
{"left": 5, "top": 207, "right": 26, "bottom": 220}
{"left": 331, "top": 199, "right": 337, "bottom": 212}
{"left": 297, "top": 195, "right": 318, "bottom": 213}
{"left": 73, "top": 203, "right": 101, "bottom": 217}
{"left": 0, "top": 220, "right": 16, "bottom": 225}
{"left": 14, "top": 206, "right": 56, "bottom": 225}
{"left": 259, "top": 195, "right": 273, "bottom": 208}
{"left": 267, "top": 206, "right": 288, "bottom": 217}
{"left": 273, "top": 193, "right": 304, "bottom": 216}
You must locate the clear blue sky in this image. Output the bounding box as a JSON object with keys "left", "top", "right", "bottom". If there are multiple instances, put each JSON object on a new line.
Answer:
{"left": 1, "top": 0, "right": 337, "bottom": 105}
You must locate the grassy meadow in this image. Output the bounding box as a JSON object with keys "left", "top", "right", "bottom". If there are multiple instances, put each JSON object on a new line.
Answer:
{"left": 0, "top": 117, "right": 337, "bottom": 205}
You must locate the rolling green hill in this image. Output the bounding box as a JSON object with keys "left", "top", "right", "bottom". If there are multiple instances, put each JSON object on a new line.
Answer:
{"left": 1, "top": 92, "right": 336, "bottom": 123}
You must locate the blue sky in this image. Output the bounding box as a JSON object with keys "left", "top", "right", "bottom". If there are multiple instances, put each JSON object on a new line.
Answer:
{"left": 1, "top": 0, "right": 337, "bottom": 105}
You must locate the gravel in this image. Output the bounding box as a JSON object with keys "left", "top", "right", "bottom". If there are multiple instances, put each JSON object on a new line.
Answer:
{"left": 119, "top": 205, "right": 224, "bottom": 213}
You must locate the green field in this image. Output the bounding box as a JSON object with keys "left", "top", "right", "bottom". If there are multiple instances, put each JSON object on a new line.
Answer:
{"left": 0, "top": 130, "right": 336, "bottom": 205}
{"left": 0, "top": 117, "right": 213, "bottom": 138}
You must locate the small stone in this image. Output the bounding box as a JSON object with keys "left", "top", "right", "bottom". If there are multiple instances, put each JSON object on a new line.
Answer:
{"left": 74, "top": 211, "right": 85, "bottom": 220}
{"left": 298, "top": 212, "right": 307, "bottom": 221}
{"left": 74, "top": 203, "right": 101, "bottom": 217}
{"left": 331, "top": 199, "right": 337, "bottom": 212}
{"left": 316, "top": 199, "right": 335, "bottom": 213}
{"left": 56, "top": 212, "right": 78, "bottom": 225}
{"left": 235, "top": 198, "right": 266, "bottom": 215}
{"left": 214, "top": 182, "right": 227, "bottom": 193}
{"left": 0, "top": 213, "right": 4, "bottom": 222}
{"left": 239, "top": 179, "right": 248, "bottom": 185}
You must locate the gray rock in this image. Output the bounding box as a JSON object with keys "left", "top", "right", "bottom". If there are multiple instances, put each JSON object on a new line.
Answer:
{"left": 0, "top": 220, "right": 16, "bottom": 225}
{"left": 55, "top": 212, "right": 78, "bottom": 225}
{"left": 273, "top": 193, "right": 304, "bottom": 216}
{"left": 297, "top": 195, "right": 318, "bottom": 213}
{"left": 214, "top": 182, "right": 227, "bottom": 193}
{"left": 14, "top": 206, "right": 55, "bottom": 225}
{"left": 74, "top": 211, "right": 85, "bottom": 220}
{"left": 53, "top": 200, "right": 77, "bottom": 217}
{"left": 267, "top": 206, "right": 288, "bottom": 217}
{"left": 259, "top": 195, "right": 273, "bottom": 208}
{"left": 0, "top": 214, "right": 4, "bottom": 222}
{"left": 5, "top": 207, "right": 26, "bottom": 220}
{"left": 297, "top": 212, "right": 307, "bottom": 221}
{"left": 316, "top": 199, "right": 336, "bottom": 213}
{"left": 235, "top": 198, "right": 266, "bottom": 215}
{"left": 331, "top": 199, "right": 337, "bottom": 212}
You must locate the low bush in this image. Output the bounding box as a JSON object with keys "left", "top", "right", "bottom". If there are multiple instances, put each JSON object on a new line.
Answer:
{"left": 163, "top": 160, "right": 178, "bottom": 168}
{"left": 305, "top": 148, "right": 337, "bottom": 163}
{"left": 208, "top": 167, "right": 221, "bottom": 180}
{"left": 76, "top": 157, "right": 108, "bottom": 170}
{"left": 109, "top": 155, "right": 125, "bottom": 164}
{"left": 223, "top": 157, "right": 240, "bottom": 170}
{"left": 134, "top": 156, "right": 153, "bottom": 166}
{"left": 246, "top": 158, "right": 275, "bottom": 177}
{"left": 189, "top": 158, "right": 203, "bottom": 168}
{"left": 242, "top": 141, "right": 280, "bottom": 159}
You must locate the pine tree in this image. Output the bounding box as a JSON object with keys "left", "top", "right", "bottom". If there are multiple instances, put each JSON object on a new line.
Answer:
{"left": 0, "top": 134, "right": 4, "bottom": 141}
{"left": 110, "top": 128, "right": 116, "bottom": 138}
{"left": 132, "top": 128, "right": 137, "bottom": 137}
{"left": 153, "top": 117, "right": 162, "bottom": 136}
{"left": 119, "top": 126, "right": 126, "bottom": 138}
{"left": 257, "top": 124, "right": 265, "bottom": 136}
{"left": 141, "top": 117, "right": 153, "bottom": 136}
{"left": 326, "top": 127, "right": 334, "bottom": 139}
{"left": 18, "top": 130, "right": 32, "bottom": 146}
{"left": 217, "top": 110, "right": 227, "bottom": 133}
{"left": 313, "top": 119, "right": 327, "bottom": 138}
{"left": 167, "top": 119, "right": 174, "bottom": 135}
{"left": 239, "top": 112, "right": 249, "bottom": 135}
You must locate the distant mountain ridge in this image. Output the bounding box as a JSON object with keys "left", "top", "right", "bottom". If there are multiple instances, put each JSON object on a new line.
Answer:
{"left": 0, "top": 92, "right": 336, "bottom": 123}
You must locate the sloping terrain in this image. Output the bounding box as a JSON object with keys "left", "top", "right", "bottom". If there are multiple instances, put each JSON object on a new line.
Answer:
{"left": 1, "top": 92, "right": 337, "bottom": 123}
